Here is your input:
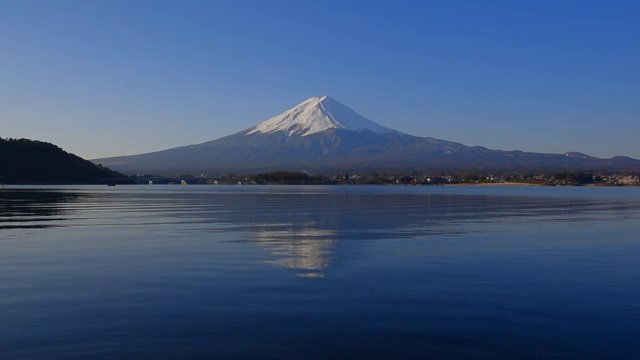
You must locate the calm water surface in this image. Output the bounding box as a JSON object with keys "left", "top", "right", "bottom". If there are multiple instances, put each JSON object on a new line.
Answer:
{"left": 1, "top": 185, "right": 639, "bottom": 359}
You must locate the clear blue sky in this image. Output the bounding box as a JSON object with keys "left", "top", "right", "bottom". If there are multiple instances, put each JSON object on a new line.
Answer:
{"left": 2, "top": 0, "right": 639, "bottom": 160}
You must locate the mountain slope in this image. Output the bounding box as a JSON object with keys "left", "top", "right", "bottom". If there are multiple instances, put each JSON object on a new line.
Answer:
{"left": 0, "top": 137, "right": 124, "bottom": 184}
{"left": 94, "top": 97, "right": 640, "bottom": 174}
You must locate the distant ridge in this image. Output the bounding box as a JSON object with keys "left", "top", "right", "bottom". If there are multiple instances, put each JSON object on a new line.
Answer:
{"left": 94, "top": 96, "right": 640, "bottom": 175}
{"left": 1, "top": 137, "right": 124, "bottom": 184}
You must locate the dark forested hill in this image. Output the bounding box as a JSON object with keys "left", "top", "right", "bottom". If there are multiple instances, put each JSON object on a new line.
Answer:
{"left": 0, "top": 137, "right": 124, "bottom": 184}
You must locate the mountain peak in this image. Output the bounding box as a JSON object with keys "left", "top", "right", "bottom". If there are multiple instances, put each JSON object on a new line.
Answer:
{"left": 247, "top": 96, "right": 396, "bottom": 137}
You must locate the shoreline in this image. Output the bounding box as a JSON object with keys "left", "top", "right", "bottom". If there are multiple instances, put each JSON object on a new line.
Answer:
{"left": 443, "top": 182, "right": 544, "bottom": 187}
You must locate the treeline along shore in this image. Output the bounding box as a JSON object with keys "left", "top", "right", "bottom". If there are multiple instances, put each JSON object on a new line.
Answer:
{"left": 124, "top": 171, "right": 640, "bottom": 186}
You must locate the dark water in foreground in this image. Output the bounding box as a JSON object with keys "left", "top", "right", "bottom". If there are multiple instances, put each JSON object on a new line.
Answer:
{"left": 1, "top": 185, "right": 639, "bottom": 359}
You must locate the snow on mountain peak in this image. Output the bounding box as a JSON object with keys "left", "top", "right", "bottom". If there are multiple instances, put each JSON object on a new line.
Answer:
{"left": 247, "top": 96, "right": 396, "bottom": 137}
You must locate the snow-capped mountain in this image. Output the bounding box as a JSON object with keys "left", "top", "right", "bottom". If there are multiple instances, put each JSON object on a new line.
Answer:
{"left": 94, "top": 96, "right": 640, "bottom": 174}
{"left": 248, "top": 96, "right": 397, "bottom": 137}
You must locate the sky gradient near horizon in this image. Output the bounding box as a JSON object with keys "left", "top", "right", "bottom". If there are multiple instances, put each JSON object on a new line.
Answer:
{"left": 2, "top": 0, "right": 639, "bottom": 160}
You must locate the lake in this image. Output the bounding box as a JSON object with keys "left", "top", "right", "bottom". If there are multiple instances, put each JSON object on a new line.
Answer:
{"left": 1, "top": 185, "right": 639, "bottom": 359}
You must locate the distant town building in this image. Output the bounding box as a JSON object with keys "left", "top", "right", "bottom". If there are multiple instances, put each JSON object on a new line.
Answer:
{"left": 618, "top": 176, "right": 640, "bottom": 185}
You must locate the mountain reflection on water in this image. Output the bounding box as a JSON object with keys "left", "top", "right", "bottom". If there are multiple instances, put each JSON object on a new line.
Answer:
{"left": 3, "top": 185, "right": 640, "bottom": 276}
{"left": 0, "top": 190, "right": 87, "bottom": 229}
{"left": 237, "top": 189, "right": 638, "bottom": 276}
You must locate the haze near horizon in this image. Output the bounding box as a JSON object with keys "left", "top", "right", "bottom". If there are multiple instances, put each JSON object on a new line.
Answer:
{"left": 1, "top": 1, "right": 639, "bottom": 160}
